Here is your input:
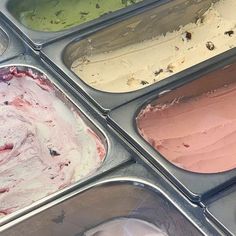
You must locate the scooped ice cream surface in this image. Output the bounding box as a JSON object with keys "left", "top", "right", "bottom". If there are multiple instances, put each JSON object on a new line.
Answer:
{"left": 71, "top": 0, "right": 236, "bottom": 93}
{"left": 137, "top": 81, "right": 236, "bottom": 173}
{"left": 0, "top": 67, "right": 105, "bottom": 217}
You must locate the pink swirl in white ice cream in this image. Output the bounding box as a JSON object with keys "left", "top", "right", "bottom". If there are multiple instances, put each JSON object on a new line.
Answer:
{"left": 0, "top": 67, "right": 105, "bottom": 217}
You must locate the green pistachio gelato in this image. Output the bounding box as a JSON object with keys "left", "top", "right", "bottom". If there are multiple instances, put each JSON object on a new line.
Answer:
{"left": 8, "top": 0, "right": 142, "bottom": 32}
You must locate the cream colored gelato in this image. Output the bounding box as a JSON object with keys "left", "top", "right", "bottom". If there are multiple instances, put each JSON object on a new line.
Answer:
{"left": 71, "top": 0, "right": 236, "bottom": 93}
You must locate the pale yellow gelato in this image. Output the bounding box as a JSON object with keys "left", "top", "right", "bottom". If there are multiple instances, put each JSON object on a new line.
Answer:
{"left": 71, "top": 0, "right": 236, "bottom": 93}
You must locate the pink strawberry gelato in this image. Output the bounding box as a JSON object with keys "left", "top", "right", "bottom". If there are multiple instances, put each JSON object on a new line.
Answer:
{"left": 137, "top": 81, "right": 236, "bottom": 173}
{"left": 0, "top": 67, "right": 105, "bottom": 217}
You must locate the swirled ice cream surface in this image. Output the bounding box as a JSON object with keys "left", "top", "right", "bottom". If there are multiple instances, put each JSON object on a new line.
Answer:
{"left": 0, "top": 67, "right": 105, "bottom": 217}
{"left": 72, "top": 0, "right": 236, "bottom": 93}
{"left": 137, "top": 81, "right": 236, "bottom": 173}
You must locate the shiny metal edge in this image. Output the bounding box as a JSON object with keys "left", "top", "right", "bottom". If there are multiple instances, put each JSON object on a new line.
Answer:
{"left": 204, "top": 185, "right": 236, "bottom": 236}
{"left": 205, "top": 209, "right": 234, "bottom": 236}
{"left": 0, "top": 163, "right": 224, "bottom": 236}
{"left": 107, "top": 49, "right": 236, "bottom": 202}
{"left": 41, "top": 0, "right": 220, "bottom": 114}
{"left": 0, "top": 53, "right": 133, "bottom": 226}
{"left": 0, "top": 17, "right": 25, "bottom": 63}
{"left": 0, "top": 0, "right": 160, "bottom": 49}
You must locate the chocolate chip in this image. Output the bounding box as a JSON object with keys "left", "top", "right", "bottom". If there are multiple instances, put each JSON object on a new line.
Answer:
{"left": 49, "top": 148, "right": 60, "bottom": 157}
{"left": 154, "top": 69, "right": 163, "bottom": 76}
{"left": 224, "top": 30, "right": 234, "bottom": 37}
{"left": 182, "top": 31, "right": 192, "bottom": 41}
{"left": 140, "top": 80, "right": 149, "bottom": 85}
{"left": 4, "top": 101, "right": 8, "bottom": 105}
{"left": 185, "top": 31, "right": 192, "bottom": 40}
{"left": 206, "top": 41, "right": 215, "bottom": 51}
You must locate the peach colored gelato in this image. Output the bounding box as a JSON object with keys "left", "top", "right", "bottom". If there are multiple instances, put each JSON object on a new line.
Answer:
{"left": 137, "top": 81, "right": 236, "bottom": 173}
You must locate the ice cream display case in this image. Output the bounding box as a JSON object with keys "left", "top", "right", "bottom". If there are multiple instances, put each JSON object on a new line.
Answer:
{"left": 0, "top": 164, "right": 222, "bottom": 236}
{"left": 108, "top": 49, "right": 236, "bottom": 202}
{"left": 0, "top": 20, "right": 25, "bottom": 63}
{"left": 0, "top": 54, "right": 134, "bottom": 226}
{"left": 0, "top": 0, "right": 159, "bottom": 49}
{"left": 41, "top": 0, "right": 236, "bottom": 113}
{"left": 1, "top": 0, "right": 236, "bottom": 235}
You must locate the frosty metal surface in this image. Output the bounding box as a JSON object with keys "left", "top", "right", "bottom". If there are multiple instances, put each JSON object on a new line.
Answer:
{"left": 0, "top": 163, "right": 223, "bottom": 236}
{"left": 41, "top": 0, "right": 218, "bottom": 114}
{"left": 0, "top": 19, "right": 25, "bottom": 63}
{"left": 205, "top": 185, "right": 236, "bottom": 236}
{"left": 0, "top": 0, "right": 160, "bottom": 49}
{"left": 108, "top": 49, "right": 236, "bottom": 202}
{"left": 0, "top": 54, "right": 133, "bottom": 227}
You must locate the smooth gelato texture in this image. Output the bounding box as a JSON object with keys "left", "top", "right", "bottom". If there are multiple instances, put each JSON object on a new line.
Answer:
{"left": 72, "top": 0, "right": 236, "bottom": 93}
{"left": 137, "top": 81, "right": 236, "bottom": 174}
{"left": 9, "top": 0, "right": 141, "bottom": 32}
{"left": 84, "top": 218, "right": 168, "bottom": 236}
{"left": 0, "top": 67, "right": 105, "bottom": 217}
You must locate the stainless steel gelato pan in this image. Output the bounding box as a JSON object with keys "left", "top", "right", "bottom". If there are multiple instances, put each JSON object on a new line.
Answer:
{"left": 0, "top": 53, "right": 133, "bottom": 226}
{"left": 0, "top": 0, "right": 160, "bottom": 49}
{"left": 108, "top": 48, "right": 236, "bottom": 202}
{"left": 0, "top": 163, "right": 223, "bottom": 236}
{"left": 40, "top": 0, "right": 232, "bottom": 113}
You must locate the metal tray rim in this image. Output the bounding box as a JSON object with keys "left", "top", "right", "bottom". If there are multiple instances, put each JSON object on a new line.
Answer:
{"left": 0, "top": 176, "right": 206, "bottom": 235}
{"left": 0, "top": 57, "right": 132, "bottom": 227}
